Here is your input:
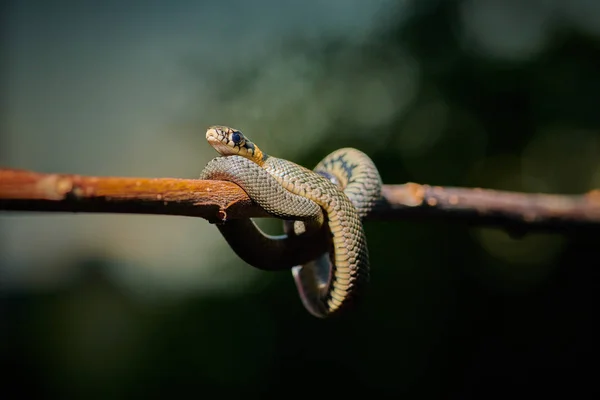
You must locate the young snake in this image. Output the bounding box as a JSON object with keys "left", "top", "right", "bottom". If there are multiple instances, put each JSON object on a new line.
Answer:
{"left": 200, "top": 126, "right": 382, "bottom": 317}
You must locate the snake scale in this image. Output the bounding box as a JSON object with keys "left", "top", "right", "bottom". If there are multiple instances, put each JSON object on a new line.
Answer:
{"left": 200, "top": 126, "right": 382, "bottom": 318}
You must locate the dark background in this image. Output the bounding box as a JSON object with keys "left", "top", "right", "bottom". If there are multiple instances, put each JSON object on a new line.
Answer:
{"left": 1, "top": 0, "right": 599, "bottom": 398}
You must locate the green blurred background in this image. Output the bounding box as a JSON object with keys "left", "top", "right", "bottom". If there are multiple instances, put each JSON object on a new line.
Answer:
{"left": 1, "top": 0, "right": 598, "bottom": 398}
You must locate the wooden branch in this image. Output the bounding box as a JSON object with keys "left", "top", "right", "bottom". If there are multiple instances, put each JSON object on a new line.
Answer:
{"left": 0, "top": 168, "right": 270, "bottom": 223}
{"left": 1, "top": 168, "right": 600, "bottom": 233}
{"left": 374, "top": 184, "right": 600, "bottom": 234}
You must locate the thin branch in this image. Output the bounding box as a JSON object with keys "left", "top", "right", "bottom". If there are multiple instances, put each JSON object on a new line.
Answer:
{"left": 375, "top": 184, "right": 600, "bottom": 234}
{"left": 0, "top": 168, "right": 269, "bottom": 223}
{"left": 1, "top": 168, "right": 600, "bottom": 233}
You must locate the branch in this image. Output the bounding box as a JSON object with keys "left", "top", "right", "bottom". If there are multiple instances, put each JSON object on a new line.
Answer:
{"left": 375, "top": 184, "right": 600, "bottom": 234}
{"left": 0, "top": 168, "right": 269, "bottom": 223}
{"left": 1, "top": 168, "right": 600, "bottom": 233}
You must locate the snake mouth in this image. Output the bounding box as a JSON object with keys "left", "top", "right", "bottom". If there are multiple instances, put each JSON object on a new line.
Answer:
{"left": 206, "top": 127, "right": 237, "bottom": 156}
{"left": 207, "top": 137, "right": 235, "bottom": 156}
{"left": 206, "top": 127, "right": 223, "bottom": 143}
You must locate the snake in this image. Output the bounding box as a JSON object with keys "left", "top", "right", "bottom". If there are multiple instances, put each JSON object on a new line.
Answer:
{"left": 199, "top": 125, "right": 382, "bottom": 318}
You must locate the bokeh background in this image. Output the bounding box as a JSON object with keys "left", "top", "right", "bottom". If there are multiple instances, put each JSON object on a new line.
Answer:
{"left": 1, "top": 0, "right": 599, "bottom": 398}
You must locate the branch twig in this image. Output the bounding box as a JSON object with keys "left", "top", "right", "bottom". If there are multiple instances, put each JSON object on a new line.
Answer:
{"left": 1, "top": 168, "right": 600, "bottom": 233}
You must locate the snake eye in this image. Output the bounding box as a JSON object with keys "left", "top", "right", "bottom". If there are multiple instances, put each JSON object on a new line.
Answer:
{"left": 231, "top": 131, "right": 243, "bottom": 146}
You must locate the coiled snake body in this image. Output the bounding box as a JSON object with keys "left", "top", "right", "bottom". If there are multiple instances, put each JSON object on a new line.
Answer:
{"left": 200, "top": 126, "right": 381, "bottom": 318}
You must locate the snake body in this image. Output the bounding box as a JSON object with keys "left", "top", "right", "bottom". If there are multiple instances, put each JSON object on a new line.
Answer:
{"left": 200, "top": 155, "right": 330, "bottom": 270}
{"left": 200, "top": 126, "right": 381, "bottom": 318}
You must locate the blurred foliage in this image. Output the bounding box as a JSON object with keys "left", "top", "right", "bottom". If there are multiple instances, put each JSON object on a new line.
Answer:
{"left": 2, "top": 0, "right": 599, "bottom": 398}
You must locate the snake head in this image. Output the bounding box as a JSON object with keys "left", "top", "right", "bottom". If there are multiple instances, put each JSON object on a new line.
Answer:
{"left": 206, "top": 125, "right": 264, "bottom": 164}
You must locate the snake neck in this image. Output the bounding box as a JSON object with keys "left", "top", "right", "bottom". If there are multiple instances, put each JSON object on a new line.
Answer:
{"left": 248, "top": 145, "right": 268, "bottom": 167}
